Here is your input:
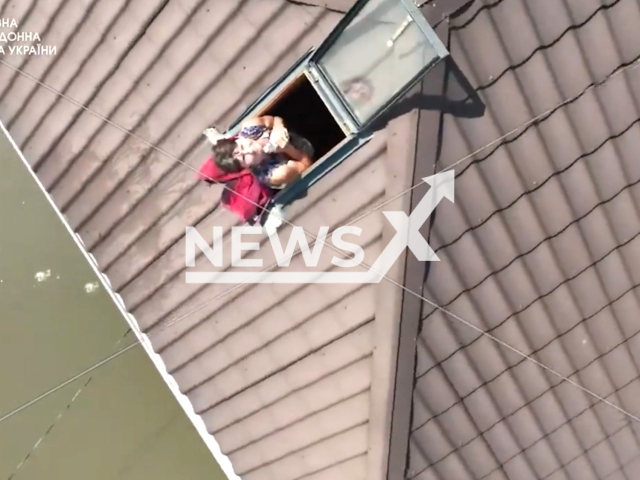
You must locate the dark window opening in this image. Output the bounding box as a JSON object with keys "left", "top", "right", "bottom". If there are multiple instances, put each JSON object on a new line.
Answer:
{"left": 260, "top": 74, "right": 346, "bottom": 161}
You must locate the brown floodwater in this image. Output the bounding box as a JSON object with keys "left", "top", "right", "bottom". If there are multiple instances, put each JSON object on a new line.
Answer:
{"left": 0, "top": 130, "right": 227, "bottom": 480}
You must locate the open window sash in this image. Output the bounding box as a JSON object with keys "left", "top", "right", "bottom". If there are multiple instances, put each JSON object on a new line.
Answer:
{"left": 308, "top": 0, "right": 449, "bottom": 133}
{"left": 220, "top": 0, "right": 449, "bottom": 213}
{"left": 227, "top": 0, "right": 448, "bottom": 136}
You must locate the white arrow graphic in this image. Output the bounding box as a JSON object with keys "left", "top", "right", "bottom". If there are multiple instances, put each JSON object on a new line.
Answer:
{"left": 366, "top": 170, "right": 455, "bottom": 282}
{"left": 186, "top": 170, "right": 455, "bottom": 284}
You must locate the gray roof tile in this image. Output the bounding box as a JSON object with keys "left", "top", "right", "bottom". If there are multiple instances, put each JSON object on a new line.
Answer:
{"left": 410, "top": 0, "right": 640, "bottom": 478}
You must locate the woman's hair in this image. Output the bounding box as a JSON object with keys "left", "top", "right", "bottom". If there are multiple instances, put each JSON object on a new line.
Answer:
{"left": 212, "top": 138, "right": 242, "bottom": 173}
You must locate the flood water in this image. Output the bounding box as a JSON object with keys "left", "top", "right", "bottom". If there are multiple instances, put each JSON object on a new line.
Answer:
{"left": 0, "top": 130, "right": 226, "bottom": 480}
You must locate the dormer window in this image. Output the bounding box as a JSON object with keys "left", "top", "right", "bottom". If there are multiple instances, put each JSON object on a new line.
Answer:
{"left": 225, "top": 0, "right": 448, "bottom": 210}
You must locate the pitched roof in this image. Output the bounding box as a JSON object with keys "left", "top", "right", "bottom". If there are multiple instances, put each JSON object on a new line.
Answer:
{"left": 3, "top": 0, "right": 640, "bottom": 479}
{"left": 0, "top": 1, "right": 385, "bottom": 478}
{"left": 400, "top": 0, "right": 640, "bottom": 479}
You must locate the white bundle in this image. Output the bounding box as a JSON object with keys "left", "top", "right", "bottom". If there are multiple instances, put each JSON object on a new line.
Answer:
{"left": 202, "top": 127, "right": 227, "bottom": 145}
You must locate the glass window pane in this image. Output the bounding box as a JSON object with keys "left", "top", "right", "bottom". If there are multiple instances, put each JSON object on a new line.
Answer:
{"left": 316, "top": 0, "right": 441, "bottom": 125}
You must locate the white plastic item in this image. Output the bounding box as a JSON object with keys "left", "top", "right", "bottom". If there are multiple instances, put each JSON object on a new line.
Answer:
{"left": 263, "top": 205, "right": 284, "bottom": 236}
{"left": 203, "top": 127, "right": 226, "bottom": 145}
{"left": 263, "top": 141, "right": 278, "bottom": 154}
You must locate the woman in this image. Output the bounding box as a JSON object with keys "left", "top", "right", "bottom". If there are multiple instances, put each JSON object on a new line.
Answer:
{"left": 236, "top": 115, "right": 291, "bottom": 153}
{"left": 213, "top": 115, "right": 315, "bottom": 189}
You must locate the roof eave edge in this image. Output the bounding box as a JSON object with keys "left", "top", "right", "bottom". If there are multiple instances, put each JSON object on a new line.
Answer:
{"left": 0, "top": 120, "right": 242, "bottom": 480}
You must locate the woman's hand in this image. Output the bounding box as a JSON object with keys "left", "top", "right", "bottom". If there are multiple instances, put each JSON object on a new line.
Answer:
{"left": 269, "top": 124, "right": 290, "bottom": 149}
{"left": 244, "top": 115, "right": 290, "bottom": 149}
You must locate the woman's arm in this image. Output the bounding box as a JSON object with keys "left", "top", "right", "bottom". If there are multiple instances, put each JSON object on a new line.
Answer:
{"left": 268, "top": 144, "right": 313, "bottom": 187}
{"left": 241, "top": 115, "right": 285, "bottom": 131}
{"left": 241, "top": 116, "right": 289, "bottom": 147}
{"left": 268, "top": 160, "right": 308, "bottom": 187}
{"left": 278, "top": 143, "right": 312, "bottom": 167}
